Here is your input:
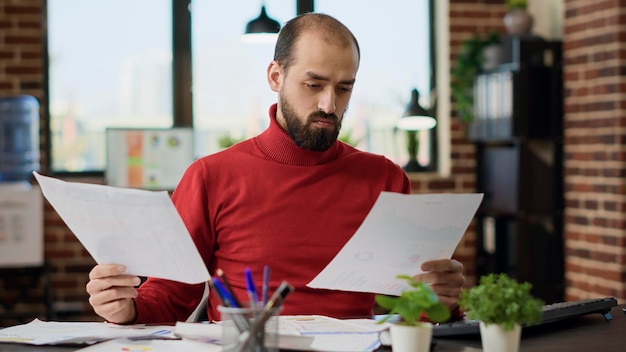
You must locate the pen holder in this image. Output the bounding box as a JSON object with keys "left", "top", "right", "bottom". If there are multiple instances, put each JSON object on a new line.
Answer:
{"left": 218, "top": 305, "right": 280, "bottom": 352}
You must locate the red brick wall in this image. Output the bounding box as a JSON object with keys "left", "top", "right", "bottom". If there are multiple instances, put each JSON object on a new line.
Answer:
{"left": 440, "top": 0, "right": 507, "bottom": 286}
{"left": 561, "top": 1, "right": 626, "bottom": 301}
{"left": 0, "top": 0, "right": 42, "bottom": 96}
{"left": 0, "top": 0, "right": 97, "bottom": 325}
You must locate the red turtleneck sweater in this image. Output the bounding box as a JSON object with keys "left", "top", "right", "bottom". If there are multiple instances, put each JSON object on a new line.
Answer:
{"left": 134, "top": 104, "right": 410, "bottom": 323}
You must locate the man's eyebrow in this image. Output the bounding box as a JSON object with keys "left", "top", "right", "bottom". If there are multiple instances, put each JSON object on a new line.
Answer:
{"left": 305, "top": 71, "right": 355, "bottom": 85}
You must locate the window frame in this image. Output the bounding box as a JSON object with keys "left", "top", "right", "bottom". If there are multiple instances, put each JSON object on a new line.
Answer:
{"left": 42, "top": 0, "right": 450, "bottom": 177}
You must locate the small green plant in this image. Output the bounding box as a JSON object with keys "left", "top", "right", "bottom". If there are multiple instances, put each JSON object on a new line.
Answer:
{"left": 338, "top": 128, "right": 362, "bottom": 147}
{"left": 507, "top": 0, "right": 527, "bottom": 10}
{"left": 375, "top": 275, "right": 451, "bottom": 326}
{"left": 217, "top": 133, "right": 245, "bottom": 149}
{"left": 459, "top": 273, "right": 544, "bottom": 331}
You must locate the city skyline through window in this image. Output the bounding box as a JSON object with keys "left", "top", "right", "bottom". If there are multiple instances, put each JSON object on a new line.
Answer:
{"left": 48, "top": 0, "right": 430, "bottom": 173}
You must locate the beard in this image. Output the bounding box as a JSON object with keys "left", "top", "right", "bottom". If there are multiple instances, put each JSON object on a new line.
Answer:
{"left": 280, "top": 92, "right": 343, "bottom": 152}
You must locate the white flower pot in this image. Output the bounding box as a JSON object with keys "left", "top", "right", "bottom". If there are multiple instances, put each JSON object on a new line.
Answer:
{"left": 479, "top": 321, "right": 522, "bottom": 352}
{"left": 389, "top": 322, "right": 433, "bottom": 352}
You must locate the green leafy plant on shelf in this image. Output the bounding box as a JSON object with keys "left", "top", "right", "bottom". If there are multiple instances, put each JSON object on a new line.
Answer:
{"left": 375, "top": 275, "right": 451, "bottom": 326}
{"left": 459, "top": 273, "right": 544, "bottom": 331}
{"left": 507, "top": 0, "right": 528, "bottom": 10}
{"left": 451, "top": 30, "right": 501, "bottom": 124}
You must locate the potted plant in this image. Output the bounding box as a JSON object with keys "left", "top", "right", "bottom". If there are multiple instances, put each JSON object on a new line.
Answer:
{"left": 451, "top": 30, "right": 501, "bottom": 124}
{"left": 375, "top": 275, "right": 450, "bottom": 352}
{"left": 459, "top": 273, "right": 544, "bottom": 352}
{"left": 504, "top": 0, "right": 532, "bottom": 35}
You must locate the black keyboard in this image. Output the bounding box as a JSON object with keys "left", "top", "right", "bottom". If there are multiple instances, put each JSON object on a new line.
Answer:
{"left": 433, "top": 297, "right": 618, "bottom": 337}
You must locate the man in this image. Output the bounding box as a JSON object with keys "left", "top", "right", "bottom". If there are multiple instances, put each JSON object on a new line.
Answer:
{"left": 86, "top": 13, "right": 465, "bottom": 324}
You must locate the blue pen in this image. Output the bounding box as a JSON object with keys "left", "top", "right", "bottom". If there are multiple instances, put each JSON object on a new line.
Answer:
{"left": 262, "top": 265, "right": 270, "bottom": 305}
{"left": 245, "top": 267, "right": 259, "bottom": 309}
{"left": 212, "top": 276, "right": 239, "bottom": 308}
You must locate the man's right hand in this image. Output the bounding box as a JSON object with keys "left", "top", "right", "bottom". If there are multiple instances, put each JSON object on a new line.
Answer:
{"left": 86, "top": 264, "right": 140, "bottom": 324}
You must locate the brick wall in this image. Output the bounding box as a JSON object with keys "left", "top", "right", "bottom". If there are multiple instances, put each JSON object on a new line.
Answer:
{"left": 0, "top": 0, "right": 42, "bottom": 96}
{"left": 561, "top": 1, "right": 626, "bottom": 301}
{"left": 3, "top": 0, "right": 622, "bottom": 326}
{"left": 440, "top": 0, "right": 507, "bottom": 285}
{"left": 0, "top": 0, "right": 96, "bottom": 325}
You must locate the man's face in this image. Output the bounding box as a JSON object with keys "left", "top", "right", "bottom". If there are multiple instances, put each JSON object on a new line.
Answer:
{"left": 268, "top": 31, "right": 359, "bottom": 151}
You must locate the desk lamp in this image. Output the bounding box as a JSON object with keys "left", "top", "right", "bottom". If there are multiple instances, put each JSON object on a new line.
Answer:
{"left": 241, "top": 3, "right": 281, "bottom": 44}
{"left": 397, "top": 89, "right": 436, "bottom": 172}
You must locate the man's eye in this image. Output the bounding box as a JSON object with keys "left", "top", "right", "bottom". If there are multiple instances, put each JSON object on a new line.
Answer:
{"left": 306, "top": 83, "right": 321, "bottom": 89}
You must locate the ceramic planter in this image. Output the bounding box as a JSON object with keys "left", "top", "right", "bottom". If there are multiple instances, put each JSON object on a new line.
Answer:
{"left": 503, "top": 8, "right": 533, "bottom": 35}
{"left": 389, "top": 322, "right": 433, "bottom": 352}
{"left": 479, "top": 321, "right": 522, "bottom": 352}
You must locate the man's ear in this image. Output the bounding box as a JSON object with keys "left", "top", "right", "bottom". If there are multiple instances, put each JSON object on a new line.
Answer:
{"left": 267, "top": 60, "right": 282, "bottom": 92}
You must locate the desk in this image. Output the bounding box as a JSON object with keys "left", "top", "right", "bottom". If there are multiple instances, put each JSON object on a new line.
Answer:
{"left": 431, "top": 304, "right": 625, "bottom": 351}
{"left": 1, "top": 305, "right": 624, "bottom": 351}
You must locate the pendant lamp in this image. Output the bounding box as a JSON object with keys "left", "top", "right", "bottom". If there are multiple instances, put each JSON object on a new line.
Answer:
{"left": 397, "top": 89, "right": 436, "bottom": 131}
{"left": 242, "top": 4, "right": 281, "bottom": 43}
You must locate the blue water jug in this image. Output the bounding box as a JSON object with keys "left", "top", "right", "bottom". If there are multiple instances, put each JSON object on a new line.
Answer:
{"left": 0, "top": 95, "right": 40, "bottom": 182}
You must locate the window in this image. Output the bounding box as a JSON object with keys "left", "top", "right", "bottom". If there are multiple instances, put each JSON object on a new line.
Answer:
{"left": 191, "top": 0, "right": 295, "bottom": 157}
{"left": 191, "top": 0, "right": 433, "bottom": 167}
{"left": 47, "top": 0, "right": 435, "bottom": 174}
{"left": 48, "top": 0, "right": 172, "bottom": 172}
{"left": 315, "top": 0, "right": 433, "bottom": 169}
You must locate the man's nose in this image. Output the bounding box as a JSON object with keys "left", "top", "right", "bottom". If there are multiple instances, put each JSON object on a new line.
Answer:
{"left": 317, "top": 90, "right": 336, "bottom": 114}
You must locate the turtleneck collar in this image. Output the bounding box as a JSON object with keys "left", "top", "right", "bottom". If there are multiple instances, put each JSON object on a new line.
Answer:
{"left": 254, "top": 104, "right": 343, "bottom": 166}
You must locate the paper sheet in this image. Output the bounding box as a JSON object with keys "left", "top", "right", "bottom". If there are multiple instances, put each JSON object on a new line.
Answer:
{"left": 279, "top": 315, "right": 385, "bottom": 351}
{"left": 75, "top": 338, "right": 220, "bottom": 352}
{"left": 175, "top": 316, "right": 387, "bottom": 352}
{"left": 0, "top": 182, "right": 43, "bottom": 267}
{"left": 33, "top": 172, "right": 210, "bottom": 284}
{"left": 0, "top": 319, "right": 174, "bottom": 345}
{"left": 0, "top": 317, "right": 385, "bottom": 351}
{"left": 307, "top": 192, "right": 483, "bottom": 296}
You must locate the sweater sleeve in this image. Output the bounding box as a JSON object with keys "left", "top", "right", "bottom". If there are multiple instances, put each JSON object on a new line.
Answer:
{"left": 134, "top": 279, "right": 205, "bottom": 324}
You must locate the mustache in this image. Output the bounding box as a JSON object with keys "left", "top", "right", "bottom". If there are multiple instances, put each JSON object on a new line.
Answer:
{"left": 308, "top": 111, "right": 339, "bottom": 123}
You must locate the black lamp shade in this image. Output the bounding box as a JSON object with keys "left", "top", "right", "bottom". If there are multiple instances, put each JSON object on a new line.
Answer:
{"left": 245, "top": 6, "right": 281, "bottom": 34}
{"left": 404, "top": 89, "right": 430, "bottom": 118}
{"left": 397, "top": 89, "right": 436, "bottom": 131}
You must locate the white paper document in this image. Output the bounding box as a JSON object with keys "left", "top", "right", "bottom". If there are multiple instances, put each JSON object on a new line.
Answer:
{"left": 0, "top": 319, "right": 174, "bottom": 345}
{"left": 174, "top": 315, "right": 387, "bottom": 352}
{"left": 307, "top": 192, "right": 483, "bottom": 296}
{"left": 278, "top": 315, "right": 386, "bottom": 351}
{"left": 33, "top": 172, "right": 210, "bottom": 284}
{"left": 76, "top": 338, "right": 220, "bottom": 352}
{"left": 0, "top": 316, "right": 386, "bottom": 351}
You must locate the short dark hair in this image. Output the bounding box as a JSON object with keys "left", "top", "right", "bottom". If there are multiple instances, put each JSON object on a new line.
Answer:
{"left": 273, "top": 13, "right": 360, "bottom": 72}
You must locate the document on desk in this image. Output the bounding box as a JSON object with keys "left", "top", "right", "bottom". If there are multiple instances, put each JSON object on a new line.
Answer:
{"left": 307, "top": 192, "right": 483, "bottom": 296}
{"left": 75, "top": 338, "right": 220, "bottom": 352}
{"left": 0, "top": 319, "right": 174, "bottom": 345}
{"left": 33, "top": 172, "right": 210, "bottom": 284}
{"left": 174, "top": 316, "right": 387, "bottom": 352}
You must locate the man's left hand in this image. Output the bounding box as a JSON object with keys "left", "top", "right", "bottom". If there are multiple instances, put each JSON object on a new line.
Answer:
{"left": 414, "top": 259, "right": 465, "bottom": 311}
